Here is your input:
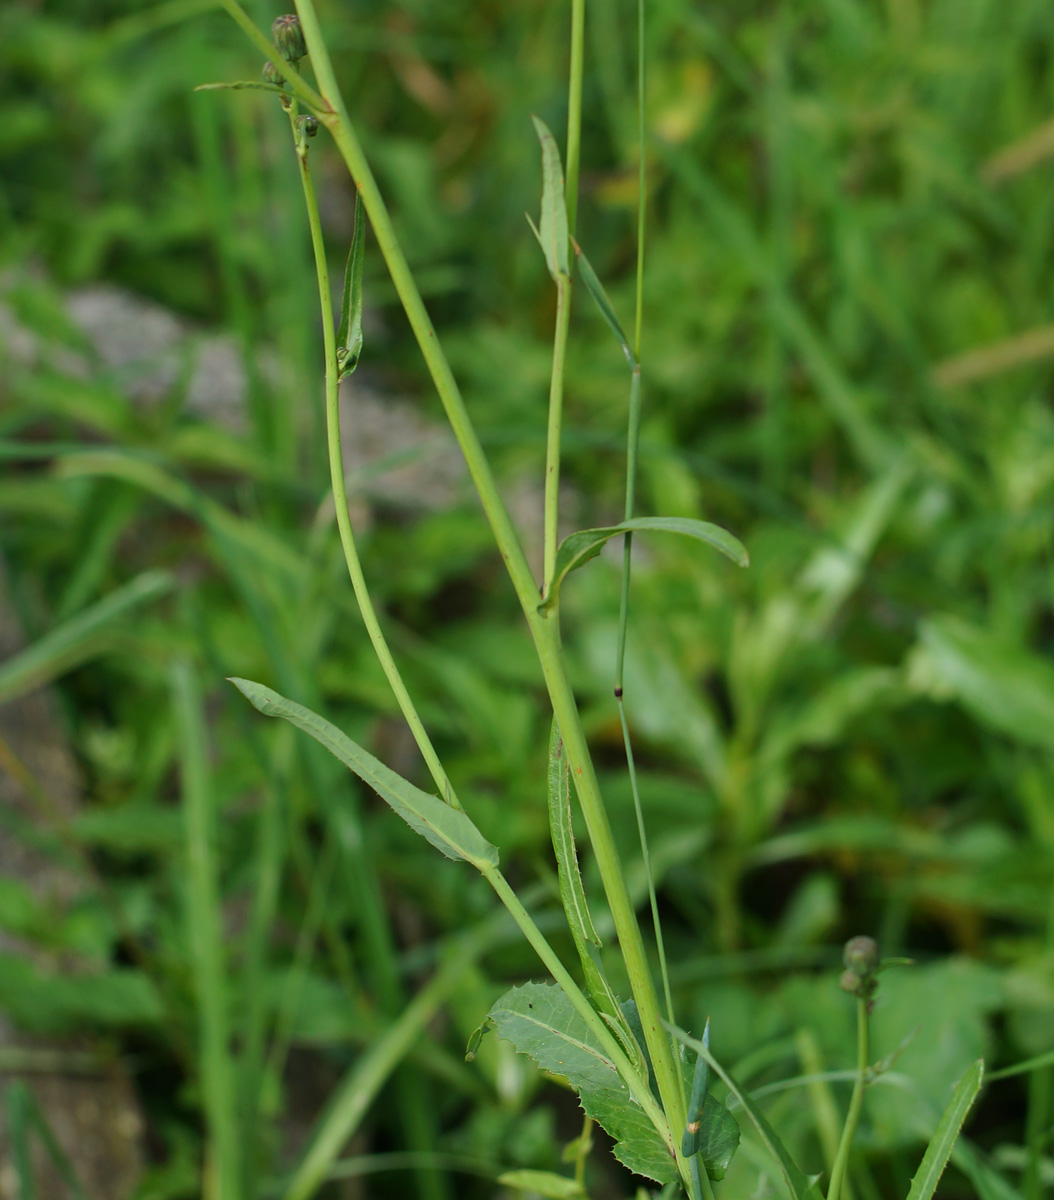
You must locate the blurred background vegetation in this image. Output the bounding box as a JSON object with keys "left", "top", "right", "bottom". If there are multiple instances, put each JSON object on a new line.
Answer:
{"left": 1, "top": 0, "right": 1054, "bottom": 1196}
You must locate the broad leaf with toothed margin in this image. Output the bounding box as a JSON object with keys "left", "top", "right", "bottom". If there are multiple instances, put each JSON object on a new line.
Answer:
{"left": 229, "top": 679, "right": 498, "bottom": 869}
{"left": 489, "top": 983, "right": 677, "bottom": 1183}
{"left": 540, "top": 517, "right": 748, "bottom": 612}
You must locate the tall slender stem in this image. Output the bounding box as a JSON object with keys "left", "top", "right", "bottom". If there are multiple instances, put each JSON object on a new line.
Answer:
{"left": 287, "top": 3, "right": 689, "bottom": 1184}
{"left": 292, "top": 118, "right": 456, "bottom": 806}
{"left": 828, "top": 999, "right": 870, "bottom": 1200}
{"left": 543, "top": 277, "right": 572, "bottom": 592}
{"left": 565, "top": 0, "right": 586, "bottom": 237}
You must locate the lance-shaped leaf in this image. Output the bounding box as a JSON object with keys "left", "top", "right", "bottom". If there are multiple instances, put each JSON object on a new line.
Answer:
{"left": 572, "top": 239, "right": 634, "bottom": 368}
{"left": 667, "top": 1021, "right": 818, "bottom": 1200}
{"left": 336, "top": 195, "right": 366, "bottom": 379}
{"left": 682, "top": 1018, "right": 712, "bottom": 1157}
{"left": 547, "top": 722, "right": 642, "bottom": 1074}
{"left": 229, "top": 679, "right": 498, "bottom": 869}
{"left": 541, "top": 517, "right": 749, "bottom": 612}
{"left": 498, "top": 1170, "right": 586, "bottom": 1199}
{"left": 527, "top": 116, "right": 570, "bottom": 280}
{"left": 905, "top": 1060, "right": 984, "bottom": 1200}
{"left": 195, "top": 81, "right": 289, "bottom": 95}
{"left": 490, "top": 982, "right": 677, "bottom": 1183}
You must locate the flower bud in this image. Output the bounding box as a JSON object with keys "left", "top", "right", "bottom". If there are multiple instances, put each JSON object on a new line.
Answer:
{"left": 298, "top": 115, "right": 319, "bottom": 139}
{"left": 262, "top": 60, "right": 285, "bottom": 86}
{"left": 839, "top": 969, "right": 863, "bottom": 996}
{"left": 843, "top": 936, "right": 879, "bottom": 978}
{"left": 272, "top": 14, "right": 308, "bottom": 64}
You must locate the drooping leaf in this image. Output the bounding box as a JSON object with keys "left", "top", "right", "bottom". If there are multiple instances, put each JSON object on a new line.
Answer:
{"left": 490, "top": 983, "right": 677, "bottom": 1183}
{"left": 229, "top": 679, "right": 499, "bottom": 869}
{"left": 498, "top": 1170, "right": 586, "bottom": 1198}
{"left": 904, "top": 1060, "right": 984, "bottom": 1200}
{"left": 572, "top": 239, "right": 634, "bottom": 367}
{"left": 530, "top": 116, "right": 570, "bottom": 280}
{"left": 336, "top": 194, "right": 366, "bottom": 378}
{"left": 667, "top": 1021, "right": 818, "bottom": 1200}
{"left": 541, "top": 517, "right": 749, "bottom": 612}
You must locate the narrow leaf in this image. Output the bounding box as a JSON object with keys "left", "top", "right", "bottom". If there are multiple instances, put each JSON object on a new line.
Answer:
{"left": 336, "top": 195, "right": 366, "bottom": 379}
{"left": 541, "top": 517, "right": 749, "bottom": 613}
{"left": 229, "top": 678, "right": 499, "bottom": 869}
{"left": 681, "top": 1017, "right": 712, "bottom": 1156}
{"left": 904, "top": 1060, "right": 984, "bottom": 1200}
{"left": 195, "top": 80, "right": 288, "bottom": 95}
{"left": 0, "top": 569, "right": 173, "bottom": 705}
{"left": 548, "top": 719, "right": 600, "bottom": 949}
{"left": 667, "top": 1021, "right": 818, "bottom": 1200}
{"left": 573, "top": 239, "right": 634, "bottom": 368}
{"left": 498, "top": 1170, "right": 586, "bottom": 1199}
{"left": 491, "top": 983, "right": 677, "bottom": 1183}
{"left": 531, "top": 116, "right": 570, "bottom": 279}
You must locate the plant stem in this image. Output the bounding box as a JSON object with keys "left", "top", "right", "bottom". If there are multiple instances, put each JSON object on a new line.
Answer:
{"left": 564, "top": 0, "right": 586, "bottom": 238}
{"left": 543, "top": 276, "right": 571, "bottom": 593}
{"left": 288, "top": 2, "right": 689, "bottom": 1183}
{"left": 291, "top": 114, "right": 456, "bottom": 807}
{"left": 828, "top": 998, "right": 870, "bottom": 1200}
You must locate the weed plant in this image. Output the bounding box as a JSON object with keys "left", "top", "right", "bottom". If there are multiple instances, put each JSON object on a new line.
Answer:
{"left": 2, "top": 1, "right": 1054, "bottom": 1198}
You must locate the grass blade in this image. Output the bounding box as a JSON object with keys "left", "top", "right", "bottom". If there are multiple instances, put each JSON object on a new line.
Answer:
{"left": 0, "top": 569, "right": 172, "bottom": 704}
{"left": 904, "top": 1060, "right": 985, "bottom": 1200}
{"left": 173, "top": 660, "right": 240, "bottom": 1200}
{"left": 229, "top": 678, "right": 499, "bottom": 868}
{"left": 547, "top": 719, "right": 600, "bottom": 950}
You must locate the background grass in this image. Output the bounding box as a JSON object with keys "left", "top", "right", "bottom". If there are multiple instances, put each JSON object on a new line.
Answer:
{"left": 2, "top": 0, "right": 1054, "bottom": 1196}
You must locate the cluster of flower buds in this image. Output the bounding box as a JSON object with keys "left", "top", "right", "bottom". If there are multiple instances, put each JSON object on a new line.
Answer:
{"left": 263, "top": 15, "right": 307, "bottom": 109}
{"left": 839, "top": 935, "right": 880, "bottom": 1007}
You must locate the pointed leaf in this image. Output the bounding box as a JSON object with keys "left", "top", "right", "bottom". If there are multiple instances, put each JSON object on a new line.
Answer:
{"left": 229, "top": 679, "right": 499, "bottom": 869}
{"left": 573, "top": 239, "right": 634, "bottom": 367}
{"left": 681, "top": 1018, "right": 712, "bottom": 1156}
{"left": 498, "top": 1170, "right": 586, "bottom": 1199}
{"left": 541, "top": 517, "right": 748, "bottom": 612}
{"left": 491, "top": 983, "right": 677, "bottom": 1183}
{"left": 548, "top": 720, "right": 600, "bottom": 949}
{"left": 904, "top": 1060, "right": 984, "bottom": 1200}
{"left": 336, "top": 195, "right": 366, "bottom": 378}
{"left": 667, "top": 1022, "right": 818, "bottom": 1200}
{"left": 195, "top": 81, "right": 288, "bottom": 95}
{"left": 531, "top": 116, "right": 570, "bottom": 279}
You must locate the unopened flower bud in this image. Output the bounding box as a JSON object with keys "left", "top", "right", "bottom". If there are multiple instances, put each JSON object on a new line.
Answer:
{"left": 263, "top": 60, "right": 285, "bottom": 86}
{"left": 299, "top": 115, "right": 319, "bottom": 138}
{"left": 843, "top": 936, "right": 879, "bottom": 978}
{"left": 272, "top": 14, "right": 307, "bottom": 64}
{"left": 839, "top": 969, "right": 863, "bottom": 996}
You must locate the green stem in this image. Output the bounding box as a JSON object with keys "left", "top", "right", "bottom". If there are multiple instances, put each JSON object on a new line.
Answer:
{"left": 543, "top": 276, "right": 571, "bottom": 593}
{"left": 291, "top": 113, "right": 456, "bottom": 806}
{"left": 287, "top": 3, "right": 688, "bottom": 1183}
{"left": 564, "top": 0, "right": 586, "bottom": 238}
{"left": 828, "top": 998, "right": 869, "bottom": 1200}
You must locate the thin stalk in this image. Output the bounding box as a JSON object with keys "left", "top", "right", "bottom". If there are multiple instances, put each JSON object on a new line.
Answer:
{"left": 828, "top": 999, "right": 870, "bottom": 1200}
{"left": 690, "top": 1153, "right": 718, "bottom": 1200}
{"left": 278, "top": 2, "right": 688, "bottom": 1180}
{"left": 613, "top": 0, "right": 674, "bottom": 1026}
{"left": 564, "top": 0, "right": 586, "bottom": 237}
{"left": 543, "top": 277, "right": 572, "bottom": 592}
{"left": 291, "top": 113, "right": 456, "bottom": 808}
